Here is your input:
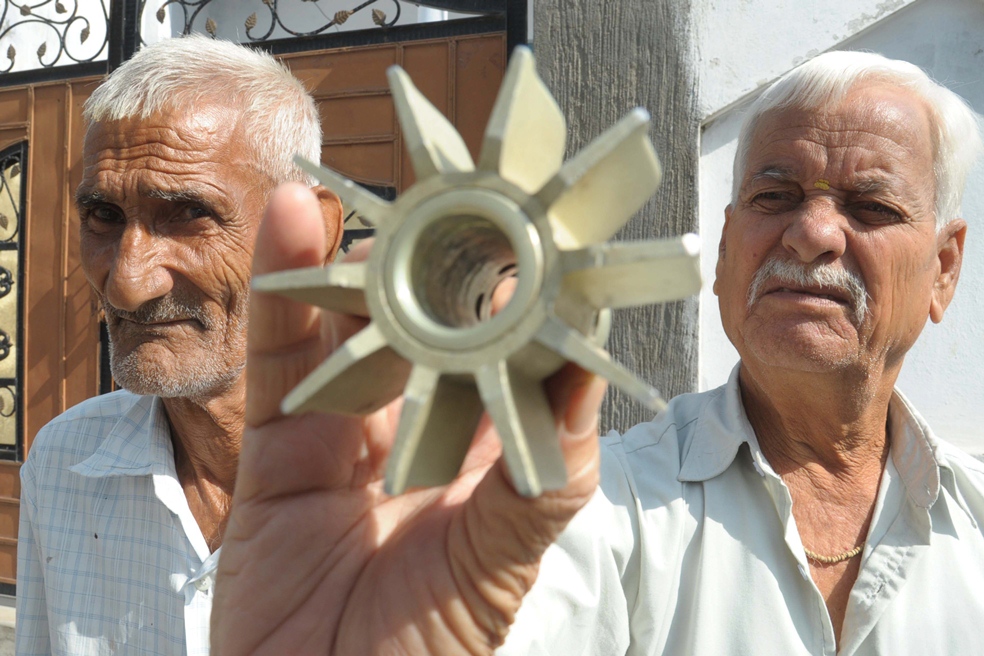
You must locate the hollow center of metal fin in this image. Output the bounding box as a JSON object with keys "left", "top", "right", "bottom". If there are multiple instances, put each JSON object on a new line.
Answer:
{"left": 385, "top": 188, "right": 544, "bottom": 351}
{"left": 412, "top": 215, "right": 516, "bottom": 326}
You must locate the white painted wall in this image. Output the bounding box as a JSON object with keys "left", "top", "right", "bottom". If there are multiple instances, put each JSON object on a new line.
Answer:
{"left": 696, "top": 0, "right": 984, "bottom": 454}
{"left": 696, "top": 0, "right": 920, "bottom": 121}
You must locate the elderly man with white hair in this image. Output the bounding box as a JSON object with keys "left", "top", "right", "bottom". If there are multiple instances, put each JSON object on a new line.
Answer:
{"left": 495, "top": 50, "right": 984, "bottom": 655}
{"left": 16, "top": 36, "right": 343, "bottom": 655}
{"left": 210, "top": 51, "right": 984, "bottom": 655}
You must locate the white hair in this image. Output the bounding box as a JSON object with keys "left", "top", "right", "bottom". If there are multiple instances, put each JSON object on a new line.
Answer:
{"left": 732, "top": 51, "right": 984, "bottom": 231}
{"left": 84, "top": 34, "right": 321, "bottom": 186}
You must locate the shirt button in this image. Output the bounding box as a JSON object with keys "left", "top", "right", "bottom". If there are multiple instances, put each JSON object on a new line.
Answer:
{"left": 194, "top": 577, "right": 213, "bottom": 593}
{"left": 798, "top": 564, "right": 809, "bottom": 579}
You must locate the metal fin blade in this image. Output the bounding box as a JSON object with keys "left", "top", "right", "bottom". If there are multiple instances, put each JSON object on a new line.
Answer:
{"left": 539, "top": 108, "right": 661, "bottom": 249}
{"left": 294, "top": 156, "right": 391, "bottom": 227}
{"left": 252, "top": 262, "right": 369, "bottom": 316}
{"left": 535, "top": 316, "right": 666, "bottom": 413}
{"left": 388, "top": 66, "right": 474, "bottom": 180}
{"left": 560, "top": 233, "right": 701, "bottom": 309}
{"left": 282, "top": 322, "right": 411, "bottom": 416}
{"left": 476, "top": 360, "right": 566, "bottom": 497}
{"left": 478, "top": 46, "right": 566, "bottom": 194}
{"left": 385, "top": 368, "right": 485, "bottom": 495}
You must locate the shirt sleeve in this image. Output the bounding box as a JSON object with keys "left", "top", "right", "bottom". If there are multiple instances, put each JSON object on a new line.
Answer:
{"left": 497, "top": 437, "right": 641, "bottom": 656}
{"left": 16, "top": 454, "right": 52, "bottom": 655}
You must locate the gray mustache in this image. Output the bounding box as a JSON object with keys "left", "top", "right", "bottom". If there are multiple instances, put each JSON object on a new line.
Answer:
{"left": 747, "top": 258, "right": 869, "bottom": 324}
{"left": 102, "top": 294, "right": 212, "bottom": 329}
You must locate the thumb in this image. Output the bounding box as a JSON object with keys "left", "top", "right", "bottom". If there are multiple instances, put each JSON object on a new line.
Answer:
{"left": 246, "top": 183, "right": 330, "bottom": 427}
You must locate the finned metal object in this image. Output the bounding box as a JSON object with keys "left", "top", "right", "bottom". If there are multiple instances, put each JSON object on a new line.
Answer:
{"left": 254, "top": 47, "right": 702, "bottom": 497}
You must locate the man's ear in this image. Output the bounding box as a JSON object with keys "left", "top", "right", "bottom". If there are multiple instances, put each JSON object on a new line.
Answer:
{"left": 712, "top": 205, "right": 733, "bottom": 296}
{"left": 312, "top": 185, "right": 345, "bottom": 263}
{"left": 929, "top": 218, "right": 966, "bottom": 324}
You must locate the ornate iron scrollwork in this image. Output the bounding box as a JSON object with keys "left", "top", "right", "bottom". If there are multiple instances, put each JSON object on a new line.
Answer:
{"left": 0, "top": 142, "right": 23, "bottom": 460}
{"left": 140, "top": 0, "right": 505, "bottom": 44}
{"left": 0, "top": 152, "right": 22, "bottom": 243}
{"left": 0, "top": 267, "right": 12, "bottom": 299}
{"left": 0, "top": 0, "right": 110, "bottom": 72}
{"left": 0, "top": 330, "right": 11, "bottom": 361}
{"left": 0, "top": 383, "right": 14, "bottom": 418}
{"left": 142, "top": 0, "right": 211, "bottom": 39}
{"left": 243, "top": 0, "right": 402, "bottom": 41}
{"left": 142, "top": 0, "right": 404, "bottom": 41}
{"left": 0, "top": 1, "right": 511, "bottom": 74}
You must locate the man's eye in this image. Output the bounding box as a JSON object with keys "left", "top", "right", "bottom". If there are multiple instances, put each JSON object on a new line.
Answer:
{"left": 82, "top": 205, "right": 124, "bottom": 230}
{"left": 852, "top": 201, "right": 903, "bottom": 224}
{"left": 750, "top": 191, "right": 798, "bottom": 212}
{"left": 179, "top": 205, "right": 213, "bottom": 222}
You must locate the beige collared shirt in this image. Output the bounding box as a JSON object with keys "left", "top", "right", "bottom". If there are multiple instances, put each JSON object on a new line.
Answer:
{"left": 500, "top": 365, "right": 984, "bottom": 655}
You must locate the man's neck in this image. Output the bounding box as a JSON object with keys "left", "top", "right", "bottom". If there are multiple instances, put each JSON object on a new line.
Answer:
{"left": 738, "top": 362, "right": 894, "bottom": 478}
{"left": 738, "top": 361, "right": 895, "bottom": 643}
{"left": 162, "top": 379, "right": 245, "bottom": 552}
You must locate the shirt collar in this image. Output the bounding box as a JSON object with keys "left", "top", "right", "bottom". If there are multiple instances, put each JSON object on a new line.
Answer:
{"left": 888, "top": 388, "right": 975, "bottom": 526}
{"left": 886, "top": 389, "right": 941, "bottom": 508}
{"left": 677, "top": 362, "right": 959, "bottom": 516}
{"left": 70, "top": 393, "right": 175, "bottom": 479}
{"left": 678, "top": 363, "right": 749, "bottom": 482}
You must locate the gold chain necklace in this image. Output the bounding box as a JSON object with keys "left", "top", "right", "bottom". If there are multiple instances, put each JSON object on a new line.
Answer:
{"left": 803, "top": 543, "right": 864, "bottom": 565}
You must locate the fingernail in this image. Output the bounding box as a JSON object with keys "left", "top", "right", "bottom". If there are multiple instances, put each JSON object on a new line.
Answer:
{"left": 563, "top": 375, "right": 606, "bottom": 438}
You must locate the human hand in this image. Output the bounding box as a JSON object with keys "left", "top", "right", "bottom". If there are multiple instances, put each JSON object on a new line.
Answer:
{"left": 211, "top": 183, "right": 606, "bottom": 655}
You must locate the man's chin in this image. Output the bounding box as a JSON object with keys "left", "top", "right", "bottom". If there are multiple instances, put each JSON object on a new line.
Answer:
{"left": 111, "top": 369, "right": 207, "bottom": 399}
{"left": 108, "top": 351, "right": 240, "bottom": 400}
{"left": 742, "top": 327, "right": 861, "bottom": 373}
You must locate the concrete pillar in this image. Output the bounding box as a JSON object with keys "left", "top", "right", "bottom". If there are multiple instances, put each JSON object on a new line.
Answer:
{"left": 534, "top": 1, "right": 701, "bottom": 431}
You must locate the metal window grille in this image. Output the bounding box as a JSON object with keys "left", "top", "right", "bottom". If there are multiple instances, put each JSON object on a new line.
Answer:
{"left": 0, "top": 0, "right": 526, "bottom": 84}
{"left": 0, "top": 142, "right": 27, "bottom": 462}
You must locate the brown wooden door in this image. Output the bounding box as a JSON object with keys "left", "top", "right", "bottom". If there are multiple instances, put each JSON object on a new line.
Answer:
{"left": 284, "top": 33, "right": 505, "bottom": 192}
{"left": 0, "top": 32, "right": 505, "bottom": 589}
{"left": 0, "top": 78, "right": 104, "bottom": 587}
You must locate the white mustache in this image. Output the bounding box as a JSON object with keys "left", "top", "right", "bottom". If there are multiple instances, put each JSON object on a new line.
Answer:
{"left": 747, "top": 258, "right": 868, "bottom": 325}
{"left": 101, "top": 293, "right": 212, "bottom": 329}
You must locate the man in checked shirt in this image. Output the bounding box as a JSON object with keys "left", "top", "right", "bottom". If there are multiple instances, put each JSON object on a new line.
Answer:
{"left": 15, "top": 34, "right": 343, "bottom": 655}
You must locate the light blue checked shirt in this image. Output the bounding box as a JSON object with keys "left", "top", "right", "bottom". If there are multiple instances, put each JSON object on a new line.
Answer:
{"left": 16, "top": 390, "right": 219, "bottom": 655}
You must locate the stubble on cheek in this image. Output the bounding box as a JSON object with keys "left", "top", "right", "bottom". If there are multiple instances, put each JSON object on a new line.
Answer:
{"left": 105, "top": 291, "right": 249, "bottom": 400}
{"left": 739, "top": 303, "right": 865, "bottom": 372}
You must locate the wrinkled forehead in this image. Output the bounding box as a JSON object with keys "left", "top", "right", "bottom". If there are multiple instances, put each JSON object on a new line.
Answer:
{"left": 740, "top": 83, "right": 937, "bottom": 185}
{"left": 83, "top": 101, "right": 246, "bottom": 160}
{"left": 76, "top": 102, "right": 274, "bottom": 210}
